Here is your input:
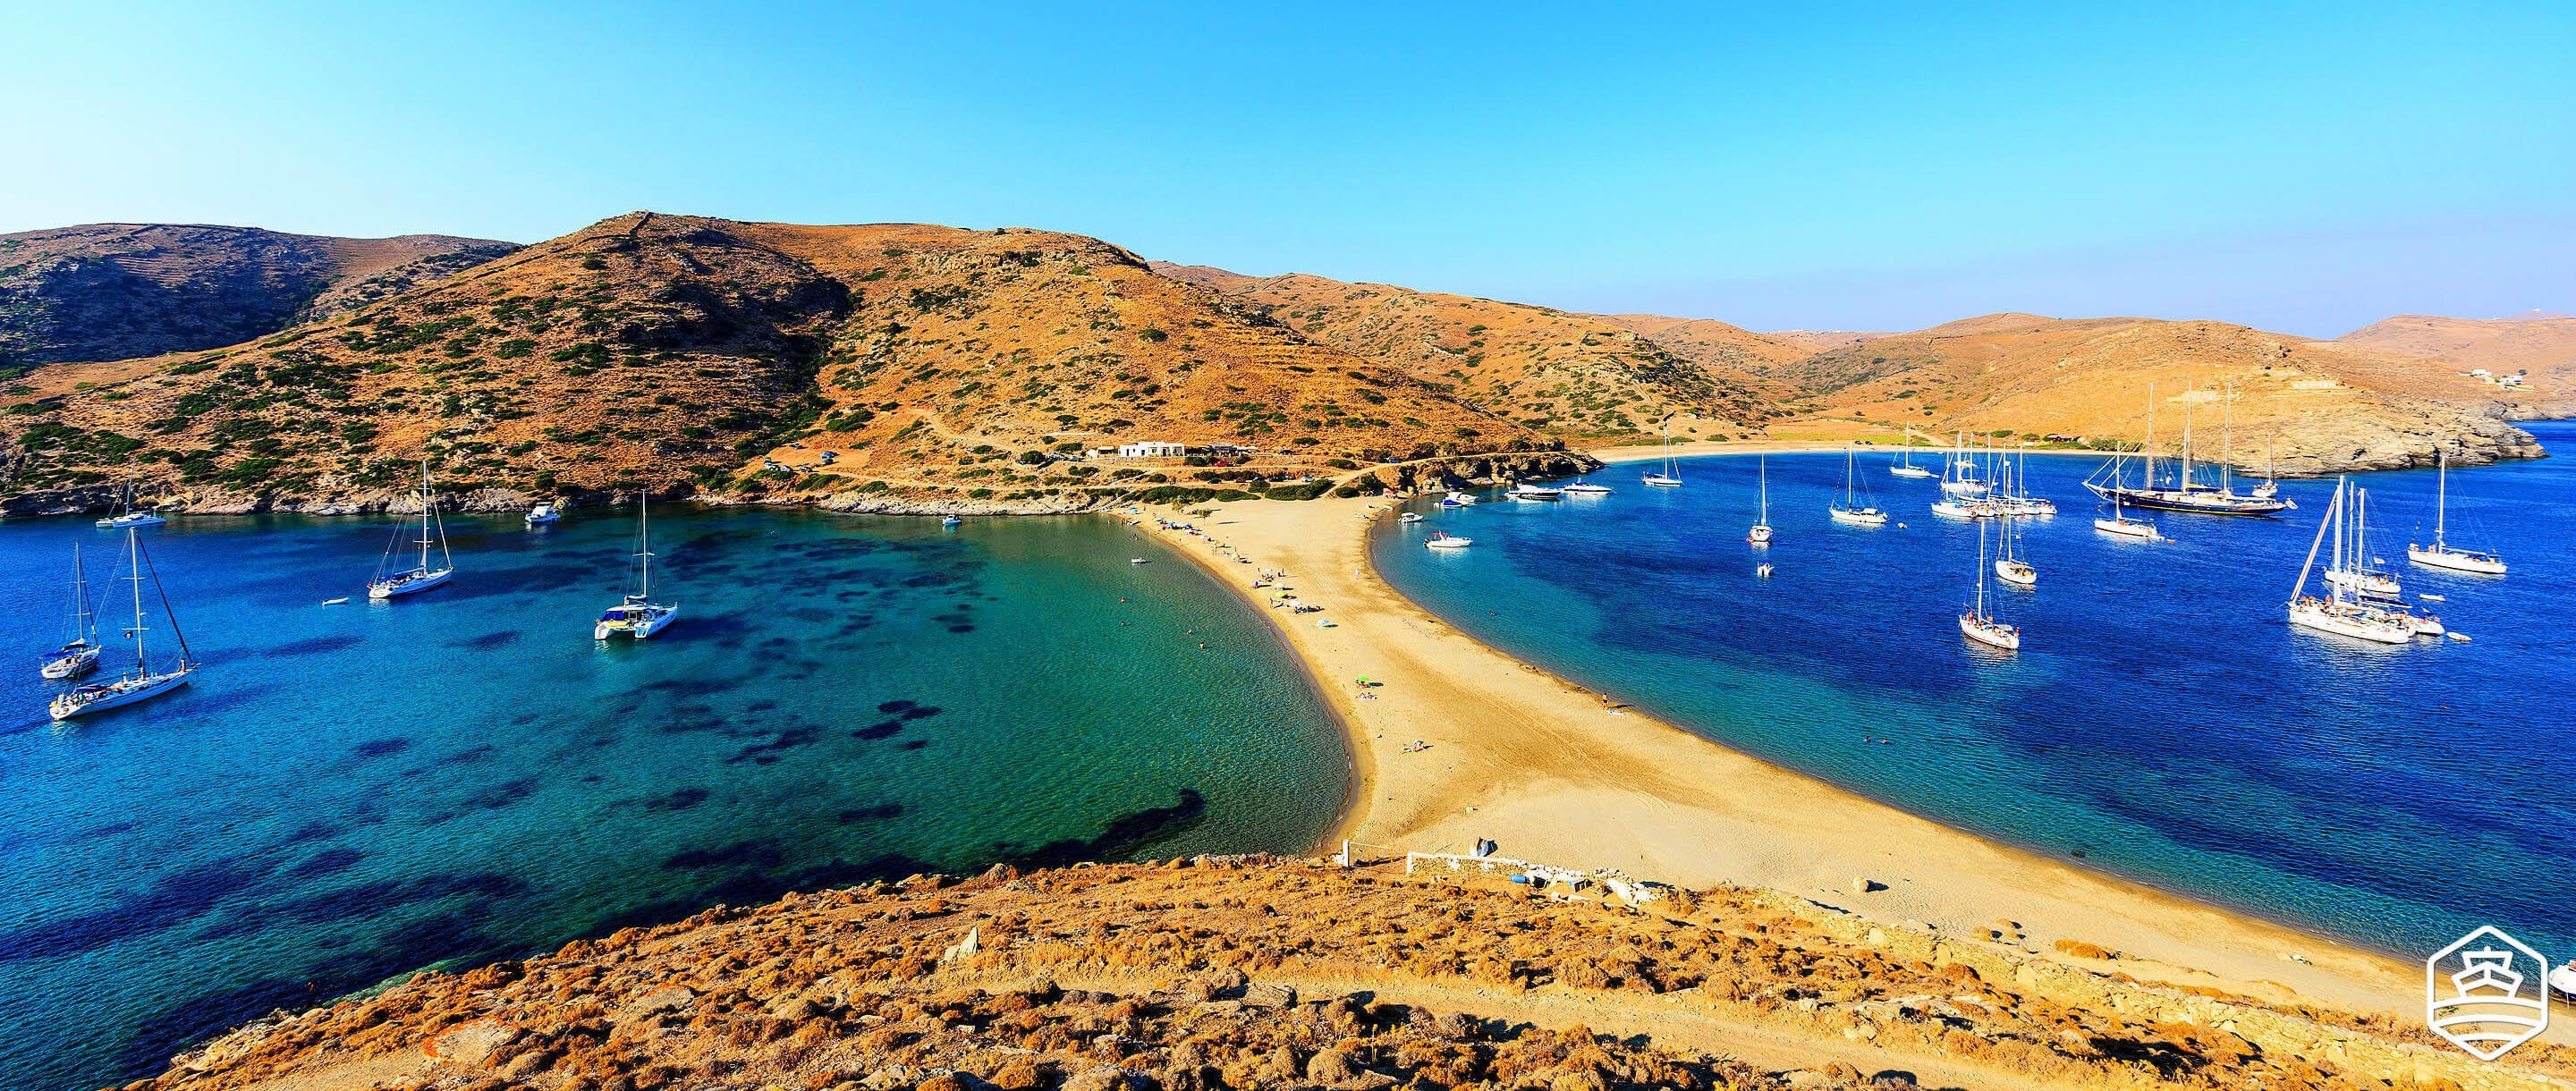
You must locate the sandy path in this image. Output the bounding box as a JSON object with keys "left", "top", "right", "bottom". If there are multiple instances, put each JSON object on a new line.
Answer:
{"left": 1123, "top": 492, "right": 2430, "bottom": 1021}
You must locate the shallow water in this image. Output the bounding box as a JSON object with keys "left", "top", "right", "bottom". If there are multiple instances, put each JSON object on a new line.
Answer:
{"left": 1376, "top": 425, "right": 2575, "bottom": 963}
{"left": 0, "top": 507, "right": 1344, "bottom": 1090}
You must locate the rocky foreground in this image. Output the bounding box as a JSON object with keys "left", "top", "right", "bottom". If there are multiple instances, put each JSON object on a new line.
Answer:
{"left": 139, "top": 858, "right": 2570, "bottom": 1091}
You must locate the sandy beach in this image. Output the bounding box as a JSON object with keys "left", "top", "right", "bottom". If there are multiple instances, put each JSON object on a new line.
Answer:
{"left": 1125, "top": 461, "right": 2437, "bottom": 1021}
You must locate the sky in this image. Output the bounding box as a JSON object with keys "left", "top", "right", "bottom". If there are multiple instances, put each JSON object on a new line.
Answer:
{"left": 4, "top": 2, "right": 2570, "bottom": 337}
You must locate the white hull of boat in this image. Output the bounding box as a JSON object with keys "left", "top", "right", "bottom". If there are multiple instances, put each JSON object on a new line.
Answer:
{"left": 1939, "top": 480, "right": 1987, "bottom": 496}
{"left": 2324, "top": 569, "right": 2402, "bottom": 598}
{"left": 1396, "top": 512, "right": 1423, "bottom": 523}
{"left": 2093, "top": 517, "right": 2162, "bottom": 541}
{"left": 1561, "top": 482, "right": 1613, "bottom": 495}
{"left": 1828, "top": 507, "right": 1887, "bottom": 527}
{"left": 1959, "top": 614, "right": 2021, "bottom": 650}
{"left": 1996, "top": 560, "right": 2037, "bottom": 587}
{"left": 1747, "top": 525, "right": 1772, "bottom": 544}
{"left": 1641, "top": 474, "right": 1682, "bottom": 488}
{"left": 1424, "top": 537, "right": 1471, "bottom": 550}
{"left": 369, "top": 567, "right": 455, "bottom": 600}
{"left": 97, "top": 513, "right": 166, "bottom": 529}
{"left": 1889, "top": 466, "right": 1933, "bottom": 479}
{"left": 2286, "top": 600, "right": 2410, "bottom": 645}
{"left": 2407, "top": 545, "right": 2506, "bottom": 575}
{"left": 1930, "top": 500, "right": 1986, "bottom": 520}
{"left": 596, "top": 605, "right": 679, "bottom": 640}
{"left": 50, "top": 669, "right": 191, "bottom": 721}
{"left": 41, "top": 645, "right": 102, "bottom": 680}
{"left": 1507, "top": 485, "right": 1563, "bottom": 500}
{"left": 526, "top": 506, "right": 561, "bottom": 525}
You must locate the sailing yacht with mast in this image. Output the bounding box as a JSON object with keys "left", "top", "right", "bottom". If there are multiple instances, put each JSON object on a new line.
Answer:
{"left": 1890, "top": 426, "right": 1934, "bottom": 478}
{"left": 1828, "top": 445, "right": 1888, "bottom": 526}
{"left": 41, "top": 543, "right": 103, "bottom": 680}
{"left": 2409, "top": 452, "right": 2507, "bottom": 575}
{"left": 1642, "top": 419, "right": 1682, "bottom": 487}
{"left": 1994, "top": 513, "right": 2037, "bottom": 587}
{"left": 2093, "top": 473, "right": 2165, "bottom": 541}
{"left": 1959, "top": 522, "right": 2021, "bottom": 650}
{"left": 595, "top": 495, "right": 679, "bottom": 639}
{"left": 1748, "top": 455, "right": 1774, "bottom": 543}
{"left": 368, "top": 461, "right": 455, "bottom": 600}
{"left": 2287, "top": 478, "right": 2413, "bottom": 645}
{"left": 1938, "top": 431, "right": 1987, "bottom": 495}
{"left": 95, "top": 477, "right": 167, "bottom": 529}
{"left": 2084, "top": 388, "right": 2292, "bottom": 515}
{"left": 2322, "top": 486, "right": 2403, "bottom": 599}
{"left": 49, "top": 529, "right": 197, "bottom": 720}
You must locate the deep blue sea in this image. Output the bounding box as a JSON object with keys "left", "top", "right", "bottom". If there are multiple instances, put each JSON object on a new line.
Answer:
{"left": 0, "top": 507, "right": 1344, "bottom": 1090}
{"left": 1377, "top": 423, "right": 2575, "bottom": 966}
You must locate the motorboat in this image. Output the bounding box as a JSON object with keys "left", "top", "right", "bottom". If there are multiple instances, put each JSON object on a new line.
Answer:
{"left": 1561, "top": 480, "right": 1613, "bottom": 495}
{"left": 1441, "top": 491, "right": 1479, "bottom": 507}
{"left": 525, "top": 503, "right": 562, "bottom": 526}
{"left": 1508, "top": 482, "right": 1563, "bottom": 501}
{"left": 1424, "top": 531, "right": 1472, "bottom": 550}
{"left": 1396, "top": 512, "right": 1423, "bottom": 524}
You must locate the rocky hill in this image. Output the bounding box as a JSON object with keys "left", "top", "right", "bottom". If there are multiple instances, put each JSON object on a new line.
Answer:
{"left": 137, "top": 857, "right": 2569, "bottom": 1091}
{"left": 2336, "top": 312, "right": 2576, "bottom": 413}
{"left": 0, "top": 224, "right": 516, "bottom": 367}
{"left": 1784, "top": 314, "right": 2544, "bottom": 473}
{"left": 1, "top": 216, "right": 1570, "bottom": 517}
{"left": 1148, "top": 264, "right": 1792, "bottom": 441}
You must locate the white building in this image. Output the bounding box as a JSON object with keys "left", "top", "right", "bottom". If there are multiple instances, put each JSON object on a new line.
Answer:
{"left": 1117, "top": 441, "right": 1189, "bottom": 459}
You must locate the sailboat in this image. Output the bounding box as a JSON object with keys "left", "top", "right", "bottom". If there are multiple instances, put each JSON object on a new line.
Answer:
{"left": 1642, "top": 419, "right": 1682, "bottom": 487}
{"left": 595, "top": 495, "right": 679, "bottom": 639}
{"left": 1959, "top": 522, "right": 2021, "bottom": 650}
{"left": 40, "top": 542, "right": 104, "bottom": 680}
{"left": 49, "top": 529, "right": 197, "bottom": 720}
{"left": 2084, "top": 386, "right": 2291, "bottom": 515}
{"left": 2091, "top": 455, "right": 2165, "bottom": 540}
{"left": 95, "top": 476, "right": 167, "bottom": 529}
{"left": 1747, "top": 455, "right": 1774, "bottom": 543}
{"left": 2286, "top": 478, "right": 2413, "bottom": 645}
{"left": 2322, "top": 486, "right": 2403, "bottom": 600}
{"left": 1828, "top": 445, "right": 1888, "bottom": 526}
{"left": 1890, "top": 426, "right": 1934, "bottom": 478}
{"left": 2409, "top": 452, "right": 2507, "bottom": 575}
{"left": 1994, "top": 513, "right": 2037, "bottom": 587}
{"left": 1938, "top": 431, "right": 1987, "bottom": 495}
{"left": 368, "top": 461, "right": 455, "bottom": 600}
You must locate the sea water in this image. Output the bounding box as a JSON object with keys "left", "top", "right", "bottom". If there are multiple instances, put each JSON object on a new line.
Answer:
{"left": 1376, "top": 424, "right": 2575, "bottom": 964}
{"left": 0, "top": 507, "right": 1344, "bottom": 1090}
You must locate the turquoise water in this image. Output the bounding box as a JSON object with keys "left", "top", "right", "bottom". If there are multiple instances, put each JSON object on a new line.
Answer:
{"left": 0, "top": 508, "right": 1345, "bottom": 1090}
{"left": 1377, "top": 425, "right": 2574, "bottom": 963}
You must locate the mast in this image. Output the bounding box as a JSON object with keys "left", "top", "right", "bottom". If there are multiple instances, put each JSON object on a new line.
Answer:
{"left": 2292, "top": 484, "right": 2335, "bottom": 604}
{"left": 125, "top": 529, "right": 148, "bottom": 675}
{"left": 1975, "top": 521, "right": 1989, "bottom": 621}
{"left": 416, "top": 461, "right": 433, "bottom": 572}
{"left": 639, "top": 495, "right": 653, "bottom": 600}
{"left": 2435, "top": 451, "right": 2448, "bottom": 547}
{"left": 2143, "top": 384, "right": 2157, "bottom": 488}
{"left": 70, "top": 541, "right": 93, "bottom": 645}
{"left": 2180, "top": 395, "right": 2194, "bottom": 490}
{"left": 1757, "top": 455, "right": 1768, "bottom": 522}
{"left": 2220, "top": 385, "right": 2235, "bottom": 494}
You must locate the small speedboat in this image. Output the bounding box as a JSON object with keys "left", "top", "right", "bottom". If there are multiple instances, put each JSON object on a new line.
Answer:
{"left": 1130, "top": 557, "right": 1149, "bottom": 564}
{"left": 1561, "top": 481, "right": 1613, "bottom": 495}
{"left": 1755, "top": 562, "right": 1773, "bottom": 578}
{"left": 525, "top": 503, "right": 561, "bottom": 526}
{"left": 320, "top": 596, "right": 350, "bottom": 606}
{"left": 1424, "top": 531, "right": 1472, "bottom": 550}
{"left": 1508, "top": 482, "right": 1563, "bottom": 501}
{"left": 1397, "top": 512, "right": 1423, "bottom": 524}
{"left": 943, "top": 515, "right": 963, "bottom": 528}
{"left": 2419, "top": 593, "right": 2445, "bottom": 603}
{"left": 2447, "top": 631, "right": 2472, "bottom": 644}
{"left": 1441, "top": 491, "right": 1479, "bottom": 507}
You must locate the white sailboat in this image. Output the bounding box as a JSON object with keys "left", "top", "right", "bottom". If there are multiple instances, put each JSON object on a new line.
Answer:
{"left": 595, "top": 495, "right": 679, "bottom": 639}
{"left": 368, "top": 461, "right": 455, "bottom": 600}
{"left": 1938, "top": 431, "right": 1987, "bottom": 496}
{"left": 1890, "top": 426, "right": 1934, "bottom": 478}
{"left": 2286, "top": 478, "right": 2413, "bottom": 645}
{"left": 49, "top": 529, "right": 197, "bottom": 720}
{"left": 1747, "top": 455, "right": 1774, "bottom": 543}
{"left": 95, "top": 476, "right": 167, "bottom": 529}
{"left": 2408, "top": 452, "right": 2506, "bottom": 575}
{"left": 1959, "top": 522, "right": 2021, "bottom": 650}
{"left": 40, "top": 542, "right": 104, "bottom": 680}
{"left": 2092, "top": 459, "right": 2165, "bottom": 541}
{"left": 2321, "top": 487, "right": 2403, "bottom": 600}
{"left": 1642, "top": 419, "right": 1682, "bottom": 487}
{"left": 1828, "top": 445, "right": 1888, "bottom": 526}
{"left": 1994, "top": 513, "right": 2037, "bottom": 587}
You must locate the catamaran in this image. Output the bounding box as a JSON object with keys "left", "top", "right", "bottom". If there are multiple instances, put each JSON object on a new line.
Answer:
{"left": 1994, "top": 512, "right": 2037, "bottom": 587}
{"left": 2286, "top": 478, "right": 2414, "bottom": 645}
{"left": 1748, "top": 454, "right": 1774, "bottom": 543}
{"left": 369, "top": 461, "right": 455, "bottom": 600}
{"left": 1959, "top": 522, "right": 2021, "bottom": 650}
{"left": 2408, "top": 452, "right": 2506, "bottom": 575}
{"left": 40, "top": 542, "right": 103, "bottom": 680}
{"left": 2084, "top": 387, "right": 2291, "bottom": 515}
{"left": 1642, "top": 419, "right": 1682, "bottom": 487}
{"left": 1828, "top": 445, "right": 1888, "bottom": 526}
{"left": 1890, "top": 426, "right": 1934, "bottom": 478}
{"left": 1938, "top": 431, "right": 1987, "bottom": 496}
{"left": 95, "top": 476, "right": 167, "bottom": 529}
{"left": 49, "top": 529, "right": 197, "bottom": 720}
{"left": 595, "top": 495, "right": 679, "bottom": 640}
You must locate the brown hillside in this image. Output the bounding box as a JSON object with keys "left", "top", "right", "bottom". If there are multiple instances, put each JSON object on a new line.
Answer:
{"left": 2336, "top": 313, "right": 2576, "bottom": 410}
{"left": 0, "top": 224, "right": 515, "bottom": 366}
{"left": 143, "top": 858, "right": 2570, "bottom": 1091}
{"left": 1790, "top": 315, "right": 2543, "bottom": 473}
{"left": 1584, "top": 313, "right": 1813, "bottom": 377}
{"left": 1768, "top": 329, "right": 1896, "bottom": 352}
{"left": 1148, "top": 264, "right": 1786, "bottom": 440}
{"left": 1, "top": 216, "right": 1563, "bottom": 516}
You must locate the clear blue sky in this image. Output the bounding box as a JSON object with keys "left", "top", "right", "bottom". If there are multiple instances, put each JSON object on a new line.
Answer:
{"left": 5, "top": 2, "right": 2569, "bottom": 336}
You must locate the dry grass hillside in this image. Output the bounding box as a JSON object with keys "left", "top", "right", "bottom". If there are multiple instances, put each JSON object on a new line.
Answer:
{"left": 0, "top": 216, "right": 1567, "bottom": 516}
{"left": 0, "top": 224, "right": 516, "bottom": 366}
{"left": 1769, "top": 330, "right": 1896, "bottom": 353}
{"left": 1785, "top": 314, "right": 2543, "bottom": 473}
{"left": 1148, "top": 264, "right": 1790, "bottom": 441}
{"left": 2337, "top": 313, "right": 2576, "bottom": 411}
{"left": 140, "top": 858, "right": 2570, "bottom": 1091}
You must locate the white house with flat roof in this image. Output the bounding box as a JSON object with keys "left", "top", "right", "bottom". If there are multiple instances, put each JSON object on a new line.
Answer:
{"left": 1116, "top": 441, "right": 1188, "bottom": 459}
